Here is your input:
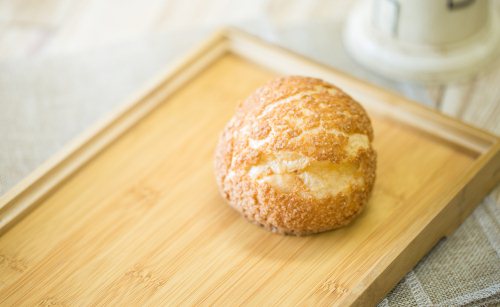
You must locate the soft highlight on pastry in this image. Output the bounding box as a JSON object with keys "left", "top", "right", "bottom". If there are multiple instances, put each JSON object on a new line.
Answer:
{"left": 214, "top": 76, "right": 376, "bottom": 235}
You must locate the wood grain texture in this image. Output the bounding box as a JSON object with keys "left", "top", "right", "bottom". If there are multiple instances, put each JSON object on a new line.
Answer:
{"left": 0, "top": 30, "right": 498, "bottom": 306}
{"left": 0, "top": 30, "right": 227, "bottom": 236}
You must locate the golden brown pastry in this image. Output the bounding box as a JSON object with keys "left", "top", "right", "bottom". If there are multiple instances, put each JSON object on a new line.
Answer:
{"left": 214, "top": 76, "right": 376, "bottom": 235}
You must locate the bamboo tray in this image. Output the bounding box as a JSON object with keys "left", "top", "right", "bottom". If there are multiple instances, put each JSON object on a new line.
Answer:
{"left": 1, "top": 28, "right": 499, "bottom": 306}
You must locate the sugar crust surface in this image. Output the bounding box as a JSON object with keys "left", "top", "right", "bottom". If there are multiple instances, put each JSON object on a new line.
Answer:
{"left": 215, "top": 76, "right": 376, "bottom": 235}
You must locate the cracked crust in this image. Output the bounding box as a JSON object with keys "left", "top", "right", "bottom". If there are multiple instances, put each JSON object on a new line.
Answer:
{"left": 214, "top": 76, "right": 376, "bottom": 235}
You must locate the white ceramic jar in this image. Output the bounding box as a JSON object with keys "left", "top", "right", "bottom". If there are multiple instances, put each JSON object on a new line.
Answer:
{"left": 344, "top": 0, "right": 500, "bottom": 82}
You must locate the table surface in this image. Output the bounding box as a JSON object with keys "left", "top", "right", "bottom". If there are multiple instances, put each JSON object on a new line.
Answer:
{"left": 0, "top": 0, "right": 499, "bottom": 306}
